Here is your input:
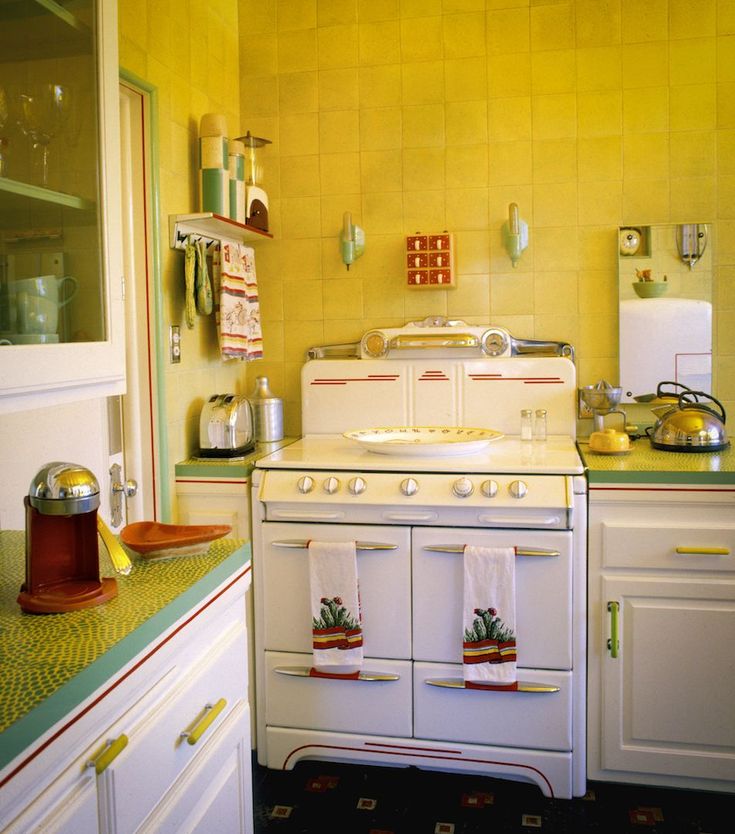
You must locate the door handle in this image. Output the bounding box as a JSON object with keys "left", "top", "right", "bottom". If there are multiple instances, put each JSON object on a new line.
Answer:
{"left": 607, "top": 601, "right": 620, "bottom": 658}
{"left": 423, "top": 545, "right": 560, "bottom": 557}
{"left": 271, "top": 539, "right": 398, "bottom": 551}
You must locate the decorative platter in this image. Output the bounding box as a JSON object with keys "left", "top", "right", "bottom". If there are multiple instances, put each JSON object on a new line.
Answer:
{"left": 343, "top": 426, "right": 504, "bottom": 457}
{"left": 120, "top": 522, "right": 232, "bottom": 560}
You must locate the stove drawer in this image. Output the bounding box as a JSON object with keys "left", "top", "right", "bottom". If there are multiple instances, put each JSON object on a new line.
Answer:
{"left": 412, "top": 528, "right": 573, "bottom": 669}
{"left": 259, "top": 523, "right": 411, "bottom": 658}
{"left": 264, "top": 651, "right": 412, "bottom": 737}
{"left": 414, "top": 662, "right": 572, "bottom": 751}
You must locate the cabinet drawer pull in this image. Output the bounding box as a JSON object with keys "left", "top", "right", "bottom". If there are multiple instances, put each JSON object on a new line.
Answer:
{"left": 423, "top": 545, "right": 560, "bottom": 557}
{"left": 180, "top": 698, "right": 227, "bottom": 745}
{"left": 87, "top": 734, "right": 128, "bottom": 774}
{"left": 675, "top": 546, "right": 730, "bottom": 556}
{"left": 425, "top": 678, "right": 559, "bottom": 693}
{"left": 271, "top": 539, "right": 398, "bottom": 551}
{"left": 607, "top": 601, "right": 620, "bottom": 658}
{"left": 274, "top": 665, "right": 400, "bottom": 682}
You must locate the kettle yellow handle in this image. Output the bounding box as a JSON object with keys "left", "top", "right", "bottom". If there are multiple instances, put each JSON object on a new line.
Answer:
{"left": 97, "top": 515, "right": 132, "bottom": 576}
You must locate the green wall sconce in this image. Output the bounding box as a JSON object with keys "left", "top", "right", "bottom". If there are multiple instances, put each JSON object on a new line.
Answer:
{"left": 502, "top": 202, "right": 528, "bottom": 268}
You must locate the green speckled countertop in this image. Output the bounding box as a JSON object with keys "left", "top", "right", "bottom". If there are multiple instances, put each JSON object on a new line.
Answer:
{"left": 580, "top": 437, "right": 735, "bottom": 484}
{"left": 0, "top": 531, "right": 250, "bottom": 772}
{"left": 175, "top": 438, "right": 297, "bottom": 478}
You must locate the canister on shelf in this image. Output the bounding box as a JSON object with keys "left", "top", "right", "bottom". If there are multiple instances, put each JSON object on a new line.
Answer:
{"left": 248, "top": 376, "right": 284, "bottom": 442}
{"left": 198, "top": 113, "right": 229, "bottom": 215}
{"left": 228, "top": 139, "right": 246, "bottom": 224}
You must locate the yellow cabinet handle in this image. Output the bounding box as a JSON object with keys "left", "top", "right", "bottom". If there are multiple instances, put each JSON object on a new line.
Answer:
{"left": 607, "top": 601, "right": 620, "bottom": 659}
{"left": 675, "top": 546, "right": 730, "bottom": 556}
{"left": 87, "top": 734, "right": 129, "bottom": 774}
{"left": 180, "top": 698, "right": 227, "bottom": 746}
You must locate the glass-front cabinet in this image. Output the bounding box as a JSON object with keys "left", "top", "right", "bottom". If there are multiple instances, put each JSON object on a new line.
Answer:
{"left": 0, "top": 0, "right": 124, "bottom": 412}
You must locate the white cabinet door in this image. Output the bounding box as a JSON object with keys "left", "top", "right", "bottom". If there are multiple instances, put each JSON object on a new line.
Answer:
{"left": 3, "top": 774, "right": 98, "bottom": 834}
{"left": 600, "top": 574, "right": 735, "bottom": 782}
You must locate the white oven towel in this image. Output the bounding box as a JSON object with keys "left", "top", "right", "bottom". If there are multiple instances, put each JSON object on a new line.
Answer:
{"left": 309, "top": 540, "right": 363, "bottom": 673}
{"left": 212, "top": 241, "right": 263, "bottom": 360}
{"left": 462, "top": 545, "right": 517, "bottom": 688}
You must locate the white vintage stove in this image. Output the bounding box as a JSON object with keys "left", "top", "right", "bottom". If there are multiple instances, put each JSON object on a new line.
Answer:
{"left": 251, "top": 318, "right": 587, "bottom": 799}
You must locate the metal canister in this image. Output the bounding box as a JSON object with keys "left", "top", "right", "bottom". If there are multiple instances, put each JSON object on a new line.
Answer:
{"left": 248, "top": 376, "right": 284, "bottom": 442}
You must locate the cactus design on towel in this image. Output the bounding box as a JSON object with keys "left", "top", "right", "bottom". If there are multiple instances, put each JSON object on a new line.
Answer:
{"left": 463, "top": 606, "right": 516, "bottom": 665}
{"left": 312, "top": 596, "right": 363, "bottom": 651}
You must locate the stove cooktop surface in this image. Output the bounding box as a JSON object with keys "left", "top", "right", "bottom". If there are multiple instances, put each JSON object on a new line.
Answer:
{"left": 255, "top": 434, "right": 584, "bottom": 476}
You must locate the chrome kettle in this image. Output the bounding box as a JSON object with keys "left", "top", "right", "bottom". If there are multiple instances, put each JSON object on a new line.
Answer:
{"left": 647, "top": 390, "right": 729, "bottom": 452}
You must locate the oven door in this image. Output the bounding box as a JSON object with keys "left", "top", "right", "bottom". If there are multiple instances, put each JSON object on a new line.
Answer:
{"left": 259, "top": 522, "right": 411, "bottom": 659}
{"left": 412, "top": 526, "right": 573, "bottom": 670}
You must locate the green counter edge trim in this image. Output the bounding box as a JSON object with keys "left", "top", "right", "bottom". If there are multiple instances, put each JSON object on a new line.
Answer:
{"left": 587, "top": 470, "right": 735, "bottom": 485}
{"left": 174, "top": 462, "right": 253, "bottom": 479}
{"left": 0, "top": 544, "right": 250, "bottom": 772}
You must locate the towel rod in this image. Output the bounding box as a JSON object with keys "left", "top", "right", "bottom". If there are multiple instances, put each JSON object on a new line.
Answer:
{"left": 271, "top": 539, "right": 398, "bottom": 551}
{"left": 274, "top": 666, "right": 400, "bottom": 682}
{"left": 423, "top": 545, "right": 560, "bottom": 557}
{"left": 425, "top": 678, "right": 560, "bottom": 693}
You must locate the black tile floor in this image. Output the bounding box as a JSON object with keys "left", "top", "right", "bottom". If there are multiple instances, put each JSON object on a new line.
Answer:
{"left": 253, "top": 758, "right": 735, "bottom": 833}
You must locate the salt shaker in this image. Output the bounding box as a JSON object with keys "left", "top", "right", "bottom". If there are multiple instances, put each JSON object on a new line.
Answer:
{"left": 520, "top": 409, "right": 533, "bottom": 441}
{"left": 534, "top": 409, "right": 548, "bottom": 441}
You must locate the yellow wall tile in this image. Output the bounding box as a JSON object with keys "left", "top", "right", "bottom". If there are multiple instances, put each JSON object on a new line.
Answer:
{"left": 446, "top": 100, "right": 488, "bottom": 145}
{"left": 445, "top": 57, "right": 488, "bottom": 101}
{"left": 317, "top": 24, "right": 359, "bottom": 68}
{"left": 487, "top": 8, "right": 530, "bottom": 56}
{"left": 488, "top": 97, "right": 532, "bottom": 143}
{"left": 359, "top": 65, "right": 402, "bottom": 107}
{"left": 533, "top": 227, "right": 580, "bottom": 271}
{"left": 359, "top": 107, "right": 403, "bottom": 149}
{"left": 718, "top": 82, "right": 735, "bottom": 129}
{"left": 717, "top": 130, "right": 735, "bottom": 175}
{"left": 534, "top": 271, "right": 578, "bottom": 314}
{"left": 531, "top": 94, "right": 577, "bottom": 139}
{"left": 488, "top": 53, "right": 532, "bottom": 98}
{"left": 578, "top": 136, "right": 622, "bottom": 182}
{"left": 400, "top": 15, "right": 443, "bottom": 61}
{"left": 402, "top": 104, "right": 445, "bottom": 147}
{"left": 620, "top": 0, "right": 667, "bottom": 44}
{"left": 578, "top": 182, "right": 623, "bottom": 226}
{"left": 454, "top": 230, "right": 491, "bottom": 274}
{"left": 447, "top": 274, "right": 490, "bottom": 319}
{"left": 491, "top": 273, "right": 535, "bottom": 315}
{"left": 622, "top": 87, "right": 668, "bottom": 134}
{"left": 621, "top": 180, "right": 670, "bottom": 224}
{"left": 718, "top": 32, "right": 735, "bottom": 82}
{"left": 670, "top": 131, "right": 716, "bottom": 178}
{"left": 280, "top": 113, "right": 319, "bottom": 156}
{"left": 533, "top": 139, "right": 576, "bottom": 183}
{"left": 443, "top": 12, "right": 486, "bottom": 59}
{"left": 283, "top": 278, "right": 324, "bottom": 320}
{"left": 533, "top": 181, "right": 577, "bottom": 227}
{"left": 446, "top": 145, "right": 489, "bottom": 188}
{"left": 358, "top": 0, "right": 400, "bottom": 22}
{"left": 670, "top": 83, "right": 716, "bottom": 132}
{"left": 670, "top": 0, "right": 716, "bottom": 39}
{"left": 719, "top": 0, "right": 735, "bottom": 34}
{"left": 363, "top": 191, "right": 404, "bottom": 233}
{"left": 323, "top": 278, "right": 364, "bottom": 318}
{"left": 623, "top": 134, "right": 669, "bottom": 180}
{"left": 621, "top": 42, "right": 669, "bottom": 88}
{"left": 240, "top": 33, "right": 278, "bottom": 76}
{"left": 319, "top": 68, "right": 359, "bottom": 111}
{"left": 578, "top": 91, "right": 622, "bottom": 137}
{"left": 488, "top": 141, "right": 532, "bottom": 186}
{"left": 279, "top": 72, "right": 318, "bottom": 113}
{"left": 530, "top": 3, "right": 574, "bottom": 51}
{"left": 318, "top": 0, "right": 358, "bottom": 27}
{"left": 446, "top": 187, "right": 490, "bottom": 230}
{"left": 277, "top": 0, "right": 316, "bottom": 31}
{"left": 319, "top": 110, "right": 360, "bottom": 152}
{"left": 670, "top": 176, "right": 717, "bottom": 221}
{"left": 280, "top": 155, "right": 321, "bottom": 196}
{"left": 277, "top": 29, "right": 318, "bottom": 73}
{"left": 576, "top": 46, "right": 621, "bottom": 91}
{"left": 403, "top": 189, "right": 446, "bottom": 231}
{"left": 531, "top": 50, "right": 576, "bottom": 95}
{"left": 575, "top": 0, "right": 621, "bottom": 47}
{"left": 402, "top": 61, "right": 445, "bottom": 105}
{"left": 319, "top": 152, "right": 362, "bottom": 194}
{"left": 670, "top": 38, "right": 717, "bottom": 85}
{"left": 281, "top": 196, "right": 323, "bottom": 238}
{"left": 361, "top": 150, "right": 403, "bottom": 192}
{"left": 403, "top": 147, "right": 445, "bottom": 191}
{"left": 359, "top": 20, "right": 401, "bottom": 65}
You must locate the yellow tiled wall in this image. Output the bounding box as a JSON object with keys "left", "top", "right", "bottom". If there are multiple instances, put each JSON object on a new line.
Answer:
{"left": 119, "top": 0, "right": 249, "bottom": 474}
{"left": 239, "top": 0, "right": 735, "bottom": 434}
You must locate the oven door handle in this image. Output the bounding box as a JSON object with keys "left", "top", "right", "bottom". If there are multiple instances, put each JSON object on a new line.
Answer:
{"left": 424, "top": 678, "right": 560, "bottom": 693}
{"left": 423, "top": 545, "right": 560, "bottom": 557}
{"left": 271, "top": 539, "right": 399, "bottom": 551}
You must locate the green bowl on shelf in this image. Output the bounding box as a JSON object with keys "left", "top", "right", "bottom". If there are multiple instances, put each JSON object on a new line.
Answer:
{"left": 633, "top": 281, "right": 668, "bottom": 298}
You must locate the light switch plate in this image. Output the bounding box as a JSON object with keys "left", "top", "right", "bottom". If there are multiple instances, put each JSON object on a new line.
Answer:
{"left": 169, "top": 325, "right": 181, "bottom": 363}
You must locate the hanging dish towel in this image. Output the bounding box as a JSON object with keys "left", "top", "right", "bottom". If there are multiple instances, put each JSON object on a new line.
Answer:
{"left": 462, "top": 545, "right": 517, "bottom": 688}
{"left": 309, "top": 541, "right": 363, "bottom": 675}
{"left": 212, "top": 240, "right": 263, "bottom": 360}
{"left": 184, "top": 235, "right": 197, "bottom": 329}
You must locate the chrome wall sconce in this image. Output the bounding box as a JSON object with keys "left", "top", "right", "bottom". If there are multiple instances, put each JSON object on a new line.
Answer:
{"left": 676, "top": 223, "right": 707, "bottom": 270}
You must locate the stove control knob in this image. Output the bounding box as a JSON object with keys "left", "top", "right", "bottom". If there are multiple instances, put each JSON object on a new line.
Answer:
{"left": 480, "top": 479, "right": 498, "bottom": 498}
{"left": 323, "top": 476, "right": 341, "bottom": 495}
{"left": 509, "top": 480, "right": 528, "bottom": 499}
{"left": 400, "top": 477, "right": 419, "bottom": 497}
{"left": 452, "top": 477, "right": 474, "bottom": 498}
{"left": 348, "top": 476, "right": 367, "bottom": 495}
{"left": 297, "top": 475, "right": 315, "bottom": 494}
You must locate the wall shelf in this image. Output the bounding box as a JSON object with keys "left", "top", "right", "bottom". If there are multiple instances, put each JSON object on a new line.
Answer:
{"left": 169, "top": 213, "right": 273, "bottom": 251}
{"left": 0, "top": 177, "right": 95, "bottom": 211}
